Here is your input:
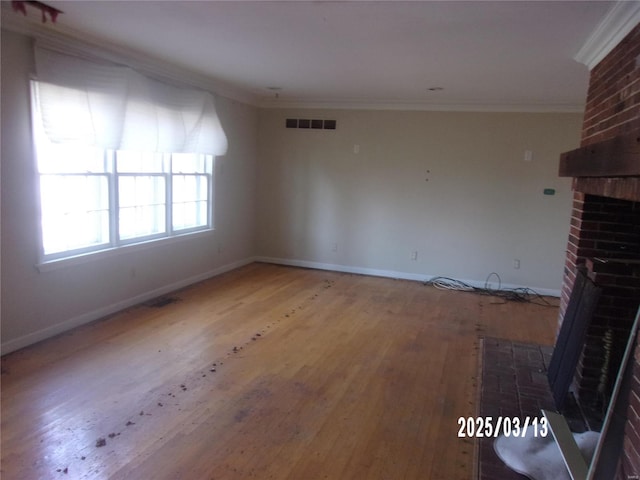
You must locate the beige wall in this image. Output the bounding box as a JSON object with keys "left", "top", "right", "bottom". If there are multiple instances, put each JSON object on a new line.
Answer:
{"left": 257, "top": 108, "right": 582, "bottom": 293}
{"left": 1, "top": 28, "right": 585, "bottom": 353}
{"left": 0, "top": 30, "right": 258, "bottom": 352}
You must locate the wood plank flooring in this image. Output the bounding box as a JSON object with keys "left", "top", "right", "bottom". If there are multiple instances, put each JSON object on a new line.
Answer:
{"left": 0, "top": 263, "right": 559, "bottom": 479}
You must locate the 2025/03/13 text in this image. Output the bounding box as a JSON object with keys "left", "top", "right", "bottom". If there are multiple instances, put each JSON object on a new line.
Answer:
{"left": 457, "top": 416, "right": 548, "bottom": 438}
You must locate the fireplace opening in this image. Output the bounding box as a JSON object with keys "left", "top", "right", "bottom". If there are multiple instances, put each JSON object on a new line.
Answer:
{"left": 561, "top": 195, "right": 640, "bottom": 429}
{"left": 576, "top": 257, "right": 640, "bottom": 427}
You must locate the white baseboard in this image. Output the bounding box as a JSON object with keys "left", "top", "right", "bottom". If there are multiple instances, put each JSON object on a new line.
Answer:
{"left": 256, "top": 256, "right": 562, "bottom": 298}
{"left": 2, "top": 255, "right": 561, "bottom": 355}
{"left": 1, "top": 257, "right": 256, "bottom": 355}
{"left": 256, "top": 256, "right": 428, "bottom": 282}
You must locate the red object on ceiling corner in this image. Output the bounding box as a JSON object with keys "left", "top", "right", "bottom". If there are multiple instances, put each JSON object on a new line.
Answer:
{"left": 11, "top": 1, "right": 63, "bottom": 23}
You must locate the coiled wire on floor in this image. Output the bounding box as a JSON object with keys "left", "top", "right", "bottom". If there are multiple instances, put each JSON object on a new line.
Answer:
{"left": 423, "top": 272, "right": 557, "bottom": 307}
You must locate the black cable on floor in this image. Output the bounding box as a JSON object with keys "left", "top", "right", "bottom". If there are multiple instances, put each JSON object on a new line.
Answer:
{"left": 423, "top": 273, "right": 558, "bottom": 307}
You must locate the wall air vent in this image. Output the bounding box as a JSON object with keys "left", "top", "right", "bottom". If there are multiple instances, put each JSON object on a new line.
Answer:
{"left": 285, "top": 118, "right": 337, "bottom": 130}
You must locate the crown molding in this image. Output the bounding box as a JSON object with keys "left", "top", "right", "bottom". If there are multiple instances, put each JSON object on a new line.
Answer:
{"left": 0, "top": 3, "right": 592, "bottom": 114}
{"left": 257, "top": 97, "right": 585, "bottom": 113}
{"left": 1, "top": 6, "right": 260, "bottom": 106}
{"left": 574, "top": 0, "right": 640, "bottom": 70}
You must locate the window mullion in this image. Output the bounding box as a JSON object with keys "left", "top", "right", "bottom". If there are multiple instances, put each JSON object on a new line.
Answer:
{"left": 209, "top": 156, "right": 214, "bottom": 229}
{"left": 166, "top": 153, "right": 173, "bottom": 236}
{"left": 110, "top": 151, "right": 119, "bottom": 247}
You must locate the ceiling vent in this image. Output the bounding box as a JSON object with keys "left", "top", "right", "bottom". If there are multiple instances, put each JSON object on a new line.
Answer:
{"left": 286, "top": 118, "right": 336, "bottom": 130}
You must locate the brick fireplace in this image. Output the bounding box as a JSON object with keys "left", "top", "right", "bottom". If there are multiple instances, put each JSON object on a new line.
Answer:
{"left": 558, "top": 22, "right": 640, "bottom": 479}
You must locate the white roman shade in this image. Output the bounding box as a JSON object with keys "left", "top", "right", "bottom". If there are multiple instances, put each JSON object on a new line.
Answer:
{"left": 33, "top": 45, "right": 228, "bottom": 155}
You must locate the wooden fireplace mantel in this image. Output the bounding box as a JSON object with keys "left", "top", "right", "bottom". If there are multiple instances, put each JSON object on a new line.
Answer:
{"left": 559, "top": 130, "right": 640, "bottom": 178}
{"left": 558, "top": 130, "right": 640, "bottom": 202}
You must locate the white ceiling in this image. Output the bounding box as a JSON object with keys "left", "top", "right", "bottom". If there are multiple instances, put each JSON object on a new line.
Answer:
{"left": 6, "top": 1, "right": 620, "bottom": 110}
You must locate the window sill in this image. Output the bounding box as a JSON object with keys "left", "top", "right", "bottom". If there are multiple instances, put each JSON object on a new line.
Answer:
{"left": 36, "top": 229, "right": 215, "bottom": 273}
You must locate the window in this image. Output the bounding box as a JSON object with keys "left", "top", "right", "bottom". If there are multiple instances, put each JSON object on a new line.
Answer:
{"left": 34, "top": 100, "right": 214, "bottom": 261}
{"left": 30, "top": 46, "right": 227, "bottom": 263}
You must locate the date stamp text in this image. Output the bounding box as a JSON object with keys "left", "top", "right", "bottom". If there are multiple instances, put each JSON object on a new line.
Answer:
{"left": 457, "top": 416, "right": 548, "bottom": 438}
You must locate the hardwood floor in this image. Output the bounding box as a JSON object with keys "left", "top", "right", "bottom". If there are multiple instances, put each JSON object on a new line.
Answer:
{"left": 1, "top": 263, "right": 559, "bottom": 479}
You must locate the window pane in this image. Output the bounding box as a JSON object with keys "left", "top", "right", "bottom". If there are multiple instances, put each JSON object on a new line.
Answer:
{"left": 173, "top": 201, "right": 208, "bottom": 231}
{"left": 172, "top": 175, "right": 209, "bottom": 231}
{"left": 118, "top": 176, "right": 166, "bottom": 240}
{"left": 172, "top": 175, "right": 208, "bottom": 202}
{"left": 116, "top": 151, "right": 164, "bottom": 173}
{"left": 40, "top": 175, "right": 109, "bottom": 254}
{"left": 172, "top": 153, "right": 208, "bottom": 173}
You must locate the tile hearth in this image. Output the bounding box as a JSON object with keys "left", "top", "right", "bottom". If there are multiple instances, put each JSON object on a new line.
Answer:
{"left": 477, "top": 337, "right": 557, "bottom": 480}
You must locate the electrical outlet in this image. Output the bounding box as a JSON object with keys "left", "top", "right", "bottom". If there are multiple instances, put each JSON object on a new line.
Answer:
{"left": 514, "top": 259, "right": 520, "bottom": 269}
{"left": 332, "top": 243, "right": 338, "bottom": 252}
{"left": 411, "top": 251, "right": 418, "bottom": 261}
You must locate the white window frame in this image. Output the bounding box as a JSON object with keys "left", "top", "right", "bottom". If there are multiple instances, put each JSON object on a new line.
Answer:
{"left": 32, "top": 95, "right": 216, "bottom": 267}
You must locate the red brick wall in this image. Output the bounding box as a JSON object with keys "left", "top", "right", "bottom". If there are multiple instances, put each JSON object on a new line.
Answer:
{"left": 560, "top": 23, "right": 640, "bottom": 318}
{"left": 581, "top": 24, "right": 640, "bottom": 146}
{"left": 558, "top": 22, "right": 640, "bottom": 480}
{"left": 572, "top": 23, "right": 640, "bottom": 202}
